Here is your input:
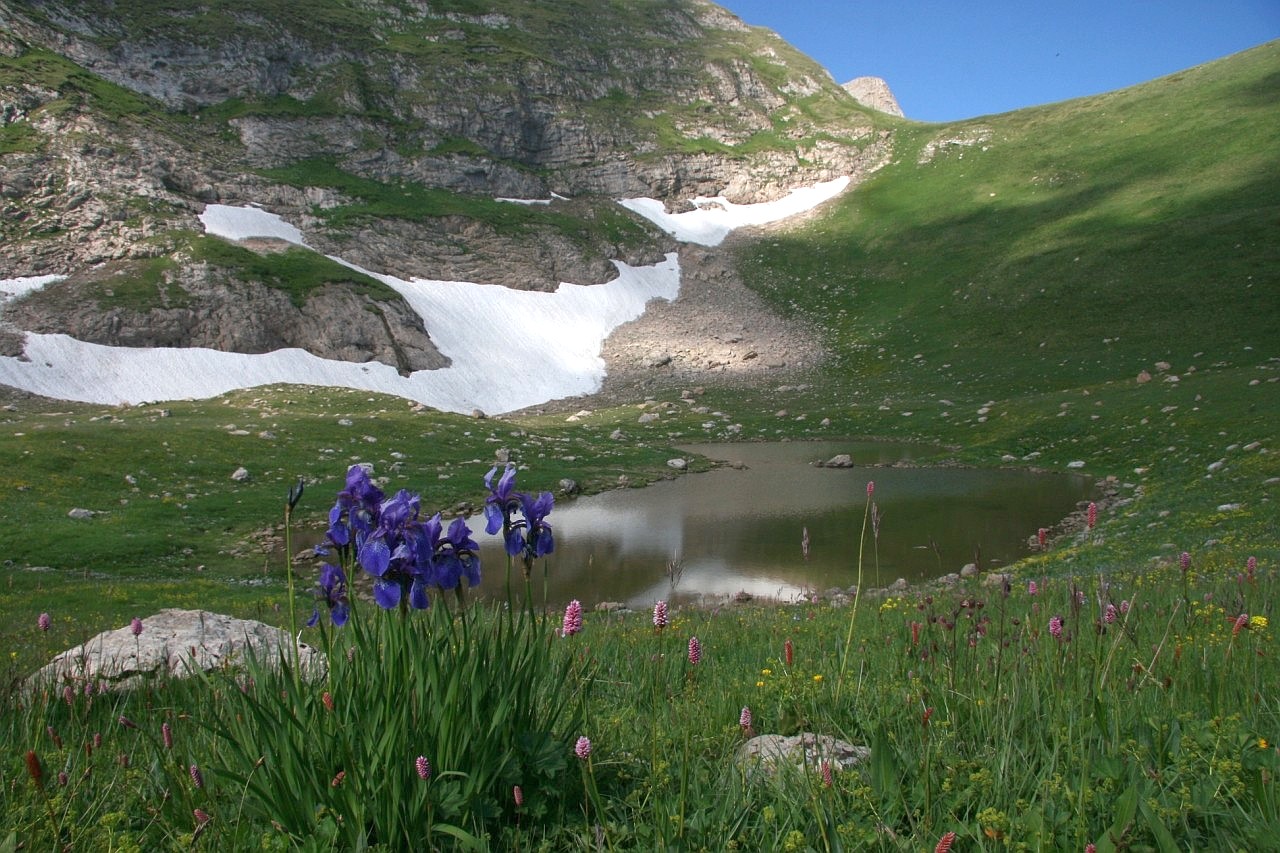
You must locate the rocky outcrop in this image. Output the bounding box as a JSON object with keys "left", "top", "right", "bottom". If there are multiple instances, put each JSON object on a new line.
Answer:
{"left": 842, "top": 76, "right": 904, "bottom": 117}
{"left": 6, "top": 256, "right": 447, "bottom": 373}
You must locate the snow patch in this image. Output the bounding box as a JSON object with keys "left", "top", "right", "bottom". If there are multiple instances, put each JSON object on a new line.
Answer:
{"left": 1, "top": 176, "right": 846, "bottom": 413}
{"left": 618, "top": 176, "right": 849, "bottom": 246}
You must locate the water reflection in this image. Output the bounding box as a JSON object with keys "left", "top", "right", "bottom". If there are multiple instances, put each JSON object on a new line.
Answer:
{"left": 474, "top": 442, "right": 1093, "bottom": 609}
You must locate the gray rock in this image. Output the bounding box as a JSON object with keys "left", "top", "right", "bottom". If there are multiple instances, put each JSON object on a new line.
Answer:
{"left": 67, "top": 507, "right": 96, "bottom": 519}
{"left": 637, "top": 412, "right": 660, "bottom": 424}
{"left": 231, "top": 466, "right": 250, "bottom": 482}
{"left": 558, "top": 478, "right": 579, "bottom": 495}
{"left": 820, "top": 454, "right": 853, "bottom": 468}
{"left": 27, "top": 609, "right": 324, "bottom": 691}
{"left": 736, "top": 733, "right": 871, "bottom": 781}
{"left": 667, "top": 458, "right": 687, "bottom": 470}
{"left": 889, "top": 578, "right": 909, "bottom": 591}
{"left": 840, "top": 76, "right": 904, "bottom": 116}
{"left": 959, "top": 563, "right": 978, "bottom": 578}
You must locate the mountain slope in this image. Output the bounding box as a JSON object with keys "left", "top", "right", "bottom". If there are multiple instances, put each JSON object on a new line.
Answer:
{"left": 0, "top": 0, "right": 897, "bottom": 377}
{"left": 739, "top": 40, "right": 1280, "bottom": 403}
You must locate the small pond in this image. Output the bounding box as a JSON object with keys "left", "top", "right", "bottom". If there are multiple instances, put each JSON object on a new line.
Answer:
{"left": 472, "top": 441, "right": 1093, "bottom": 609}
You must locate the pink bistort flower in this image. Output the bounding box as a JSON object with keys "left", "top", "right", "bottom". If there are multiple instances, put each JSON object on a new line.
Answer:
{"left": 574, "top": 736, "right": 592, "bottom": 760}
{"left": 561, "top": 599, "right": 583, "bottom": 637}
{"left": 1049, "top": 615, "right": 1064, "bottom": 640}
{"left": 688, "top": 636, "right": 702, "bottom": 665}
{"left": 652, "top": 600, "right": 668, "bottom": 630}
{"left": 416, "top": 755, "right": 431, "bottom": 780}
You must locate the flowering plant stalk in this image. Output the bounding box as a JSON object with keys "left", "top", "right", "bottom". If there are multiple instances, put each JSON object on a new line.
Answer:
{"left": 834, "top": 480, "right": 874, "bottom": 704}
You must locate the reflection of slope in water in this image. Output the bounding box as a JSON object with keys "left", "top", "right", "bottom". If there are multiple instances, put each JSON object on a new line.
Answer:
{"left": 470, "top": 442, "right": 1093, "bottom": 608}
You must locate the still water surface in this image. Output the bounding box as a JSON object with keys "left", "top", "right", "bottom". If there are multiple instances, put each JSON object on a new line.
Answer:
{"left": 473, "top": 441, "right": 1093, "bottom": 609}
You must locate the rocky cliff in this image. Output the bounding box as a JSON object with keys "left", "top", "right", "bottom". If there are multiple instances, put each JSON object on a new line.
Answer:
{"left": 0, "top": 0, "right": 899, "bottom": 377}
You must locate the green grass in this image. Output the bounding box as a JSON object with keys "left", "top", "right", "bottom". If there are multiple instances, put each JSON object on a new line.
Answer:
{"left": 4, "top": 555, "right": 1275, "bottom": 849}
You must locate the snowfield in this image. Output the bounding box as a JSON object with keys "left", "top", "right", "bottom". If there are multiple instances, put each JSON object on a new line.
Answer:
{"left": 0, "top": 180, "right": 847, "bottom": 414}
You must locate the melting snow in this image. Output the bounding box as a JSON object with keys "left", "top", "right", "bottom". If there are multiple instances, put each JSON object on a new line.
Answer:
{"left": 618, "top": 176, "right": 849, "bottom": 246}
{"left": 0, "top": 179, "right": 846, "bottom": 414}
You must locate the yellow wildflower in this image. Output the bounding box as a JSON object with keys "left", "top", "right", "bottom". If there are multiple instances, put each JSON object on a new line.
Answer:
{"left": 761, "top": 668, "right": 772, "bottom": 676}
{"left": 813, "top": 674, "right": 823, "bottom": 683}
{"left": 1250, "top": 615, "right": 1268, "bottom": 631}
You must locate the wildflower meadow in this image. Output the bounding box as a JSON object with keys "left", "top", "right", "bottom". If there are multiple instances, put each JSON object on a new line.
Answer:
{"left": 4, "top": 460, "right": 1275, "bottom": 851}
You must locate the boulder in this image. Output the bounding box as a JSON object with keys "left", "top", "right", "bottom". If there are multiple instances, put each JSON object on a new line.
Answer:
{"left": 735, "top": 733, "right": 871, "bottom": 781}
{"left": 27, "top": 609, "right": 324, "bottom": 691}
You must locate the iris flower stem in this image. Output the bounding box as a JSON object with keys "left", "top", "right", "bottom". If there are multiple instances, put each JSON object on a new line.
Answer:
{"left": 283, "top": 501, "right": 303, "bottom": 699}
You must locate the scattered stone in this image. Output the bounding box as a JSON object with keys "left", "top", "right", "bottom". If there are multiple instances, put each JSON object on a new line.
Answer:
{"left": 982, "top": 572, "right": 1012, "bottom": 588}
{"left": 1207, "top": 460, "right": 1226, "bottom": 473}
{"left": 819, "top": 454, "right": 854, "bottom": 468}
{"left": 667, "top": 458, "right": 687, "bottom": 470}
{"left": 593, "top": 601, "right": 625, "bottom": 612}
{"left": 470, "top": 409, "right": 487, "bottom": 420}
{"left": 230, "top": 466, "right": 250, "bottom": 482}
{"left": 494, "top": 447, "right": 510, "bottom": 464}
{"left": 609, "top": 429, "right": 625, "bottom": 441}
{"left": 27, "top": 609, "right": 325, "bottom": 691}
{"left": 820, "top": 418, "right": 831, "bottom": 427}
{"left": 1067, "top": 460, "right": 1086, "bottom": 469}
{"left": 889, "top": 578, "right": 909, "bottom": 591}
{"left": 1243, "top": 442, "right": 1262, "bottom": 452}
{"left": 938, "top": 573, "right": 961, "bottom": 586}
{"left": 1155, "top": 361, "right": 1171, "bottom": 371}
{"left": 734, "top": 590, "right": 754, "bottom": 603}
{"left": 1000, "top": 454, "right": 1017, "bottom": 463}
{"left": 565, "top": 410, "right": 593, "bottom": 422}
{"left": 646, "top": 354, "right": 672, "bottom": 368}
{"left": 736, "top": 733, "right": 871, "bottom": 781}
{"left": 637, "top": 412, "right": 659, "bottom": 424}
{"left": 775, "top": 409, "right": 789, "bottom": 418}
{"left": 959, "top": 563, "right": 978, "bottom": 578}
{"left": 1136, "top": 370, "right": 1152, "bottom": 383}
{"left": 558, "top": 478, "right": 579, "bottom": 496}
{"left": 67, "top": 507, "right": 95, "bottom": 520}
{"left": 1217, "top": 503, "right": 1242, "bottom": 512}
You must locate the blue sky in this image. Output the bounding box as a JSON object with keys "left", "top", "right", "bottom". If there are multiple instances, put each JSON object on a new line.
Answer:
{"left": 717, "top": 1, "right": 1280, "bottom": 122}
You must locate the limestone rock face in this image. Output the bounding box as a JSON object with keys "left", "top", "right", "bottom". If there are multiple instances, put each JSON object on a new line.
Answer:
{"left": 1, "top": 0, "right": 899, "bottom": 385}
{"left": 842, "top": 76, "right": 904, "bottom": 117}
{"left": 27, "top": 609, "right": 325, "bottom": 691}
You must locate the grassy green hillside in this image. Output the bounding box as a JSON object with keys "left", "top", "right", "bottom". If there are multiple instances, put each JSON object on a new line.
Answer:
{"left": 742, "top": 40, "right": 1278, "bottom": 400}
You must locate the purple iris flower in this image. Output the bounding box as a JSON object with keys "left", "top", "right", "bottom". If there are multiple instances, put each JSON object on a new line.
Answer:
{"left": 327, "top": 465, "right": 384, "bottom": 549}
{"left": 483, "top": 465, "right": 519, "bottom": 536}
{"left": 518, "top": 491, "right": 555, "bottom": 559}
{"left": 433, "top": 516, "right": 482, "bottom": 590}
{"left": 307, "top": 563, "right": 350, "bottom": 627}
{"left": 484, "top": 464, "right": 555, "bottom": 563}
